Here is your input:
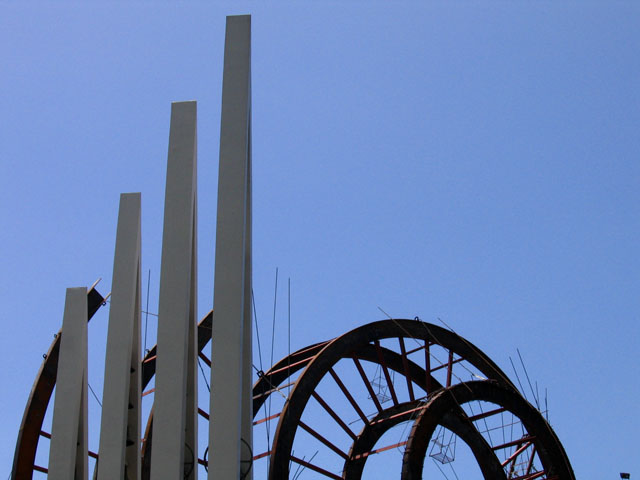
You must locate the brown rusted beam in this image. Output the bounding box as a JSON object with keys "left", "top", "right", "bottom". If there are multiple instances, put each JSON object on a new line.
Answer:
{"left": 351, "top": 440, "right": 407, "bottom": 461}
{"left": 253, "top": 450, "right": 271, "bottom": 461}
{"left": 352, "top": 356, "right": 383, "bottom": 413}
{"left": 299, "top": 421, "right": 349, "bottom": 460}
{"left": 406, "top": 343, "right": 428, "bottom": 355}
{"left": 468, "top": 406, "right": 507, "bottom": 422}
{"left": 446, "top": 350, "right": 454, "bottom": 387}
{"left": 253, "top": 411, "right": 280, "bottom": 426}
{"left": 290, "top": 455, "right": 341, "bottom": 480}
{"left": 311, "top": 391, "right": 356, "bottom": 440}
{"left": 291, "top": 339, "right": 330, "bottom": 358}
{"left": 374, "top": 340, "right": 399, "bottom": 405}
{"left": 142, "top": 388, "right": 155, "bottom": 397}
{"left": 398, "top": 337, "right": 415, "bottom": 401}
{"left": 526, "top": 444, "right": 537, "bottom": 474}
{"left": 429, "top": 355, "right": 464, "bottom": 374}
{"left": 198, "top": 351, "right": 211, "bottom": 367}
{"left": 328, "top": 368, "right": 368, "bottom": 424}
{"left": 501, "top": 441, "right": 533, "bottom": 467}
{"left": 429, "top": 359, "right": 465, "bottom": 372}
{"left": 492, "top": 435, "right": 536, "bottom": 451}
{"left": 267, "top": 356, "right": 312, "bottom": 377}
{"left": 370, "top": 404, "right": 425, "bottom": 426}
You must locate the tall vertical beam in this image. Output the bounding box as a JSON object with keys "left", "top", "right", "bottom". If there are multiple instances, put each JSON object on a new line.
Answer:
{"left": 48, "top": 287, "right": 88, "bottom": 480}
{"left": 97, "top": 193, "right": 142, "bottom": 480}
{"left": 209, "top": 14, "right": 252, "bottom": 480}
{"left": 150, "top": 101, "right": 199, "bottom": 480}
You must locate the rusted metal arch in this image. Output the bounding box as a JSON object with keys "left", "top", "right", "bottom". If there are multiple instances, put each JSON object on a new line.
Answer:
{"left": 11, "top": 286, "right": 106, "bottom": 480}
{"left": 343, "top": 393, "right": 509, "bottom": 480}
{"left": 15, "top": 311, "right": 528, "bottom": 479}
{"left": 255, "top": 342, "right": 425, "bottom": 414}
{"left": 140, "top": 318, "right": 513, "bottom": 478}
{"left": 140, "top": 334, "right": 432, "bottom": 476}
{"left": 268, "top": 319, "right": 516, "bottom": 479}
{"left": 255, "top": 342, "right": 504, "bottom": 478}
{"left": 401, "top": 380, "right": 576, "bottom": 480}
{"left": 343, "top": 400, "right": 506, "bottom": 479}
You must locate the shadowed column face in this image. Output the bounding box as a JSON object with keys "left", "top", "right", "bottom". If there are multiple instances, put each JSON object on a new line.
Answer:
{"left": 97, "top": 193, "right": 141, "bottom": 480}
{"left": 209, "top": 14, "right": 252, "bottom": 480}
{"left": 48, "top": 287, "right": 88, "bottom": 480}
{"left": 150, "top": 100, "right": 199, "bottom": 480}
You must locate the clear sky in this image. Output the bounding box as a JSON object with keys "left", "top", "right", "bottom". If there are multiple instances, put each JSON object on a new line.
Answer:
{"left": 1, "top": 2, "right": 638, "bottom": 479}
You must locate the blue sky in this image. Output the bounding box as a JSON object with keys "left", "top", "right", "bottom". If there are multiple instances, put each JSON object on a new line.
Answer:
{"left": 1, "top": 2, "right": 638, "bottom": 478}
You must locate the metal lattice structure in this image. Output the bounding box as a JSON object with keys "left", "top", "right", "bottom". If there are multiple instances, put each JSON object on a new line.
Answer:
{"left": 12, "top": 293, "right": 575, "bottom": 479}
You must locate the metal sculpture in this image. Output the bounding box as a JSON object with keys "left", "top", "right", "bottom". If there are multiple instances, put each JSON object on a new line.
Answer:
{"left": 13, "top": 312, "right": 575, "bottom": 479}
{"left": 10, "top": 12, "right": 575, "bottom": 480}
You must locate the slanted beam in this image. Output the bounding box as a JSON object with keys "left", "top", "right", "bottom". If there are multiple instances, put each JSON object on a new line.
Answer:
{"left": 48, "top": 287, "right": 88, "bottom": 480}
{"left": 209, "top": 14, "right": 252, "bottom": 480}
{"left": 150, "top": 101, "right": 199, "bottom": 480}
{"left": 97, "top": 193, "right": 142, "bottom": 480}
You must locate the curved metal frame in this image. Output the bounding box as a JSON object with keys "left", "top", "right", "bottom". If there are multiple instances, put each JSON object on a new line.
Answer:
{"left": 11, "top": 287, "right": 105, "bottom": 479}
{"left": 401, "top": 380, "right": 575, "bottom": 480}
{"left": 14, "top": 313, "right": 575, "bottom": 480}
{"left": 267, "top": 319, "right": 515, "bottom": 479}
{"left": 344, "top": 401, "right": 506, "bottom": 479}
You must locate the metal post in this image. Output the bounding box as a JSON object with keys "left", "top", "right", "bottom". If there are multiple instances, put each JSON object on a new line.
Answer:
{"left": 209, "top": 14, "right": 252, "bottom": 480}
{"left": 97, "top": 193, "right": 141, "bottom": 480}
{"left": 48, "top": 287, "right": 88, "bottom": 480}
{"left": 150, "top": 101, "right": 199, "bottom": 480}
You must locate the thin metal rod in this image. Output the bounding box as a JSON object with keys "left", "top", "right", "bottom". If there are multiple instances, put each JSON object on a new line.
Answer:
{"left": 518, "top": 349, "right": 540, "bottom": 409}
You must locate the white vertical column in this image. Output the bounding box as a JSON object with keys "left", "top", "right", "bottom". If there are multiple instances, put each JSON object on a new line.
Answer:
{"left": 48, "top": 287, "right": 88, "bottom": 480}
{"left": 150, "top": 101, "right": 199, "bottom": 480}
{"left": 209, "top": 14, "right": 252, "bottom": 480}
{"left": 97, "top": 193, "right": 141, "bottom": 480}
